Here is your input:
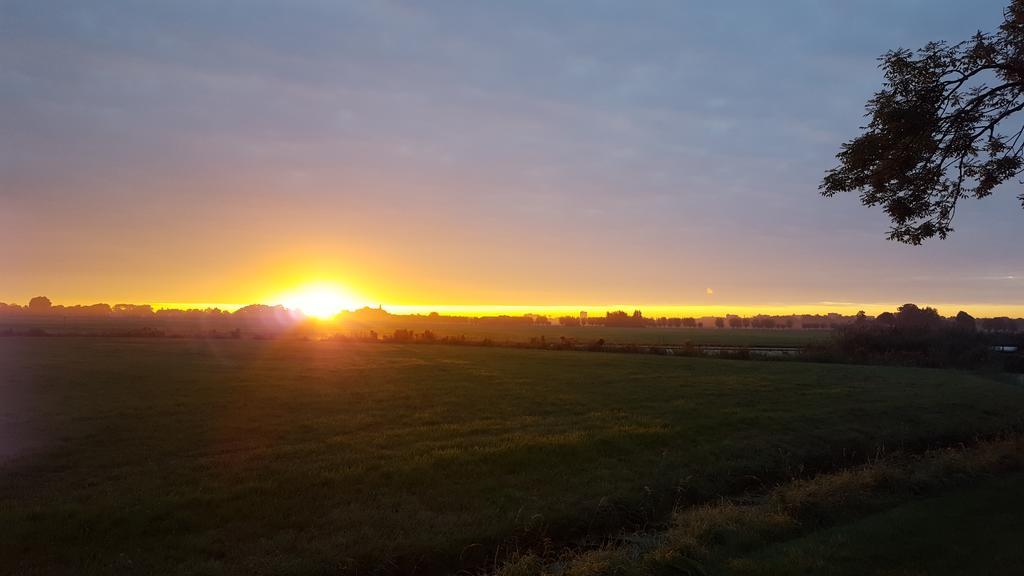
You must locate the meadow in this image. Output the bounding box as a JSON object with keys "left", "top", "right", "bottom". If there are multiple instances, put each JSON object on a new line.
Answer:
{"left": 0, "top": 315, "right": 832, "bottom": 347}
{"left": 341, "top": 321, "right": 832, "bottom": 347}
{"left": 3, "top": 337, "right": 1024, "bottom": 574}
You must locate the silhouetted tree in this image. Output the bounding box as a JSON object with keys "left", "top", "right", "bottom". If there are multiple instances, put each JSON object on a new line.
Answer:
{"left": 895, "top": 303, "right": 943, "bottom": 331}
{"left": 392, "top": 329, "right": 413, "bottom": 342}
{"left": 822, "top": 0, "right": 1024, "bottom": 243}
{"left": 28, "top": 296, "right": 52, "bottom": 312}
{"left": 605, "top": 310, "right": 645, "bottom": 327}
{"left": 234, "top": 304, "right": 287, "bottom": 316}
{"left": 112, "top": 303, "right": 154, "bottom": 316}
{"left": 955, "top": 310, "right": 977, "bottom": 331}
{"left": 834, "top": 307, "right": 993, "bottom": 369}
{"left": 876, "top": 311, "right": 897, "bottom": 326}
{"left": 983, "top": 316, "right": 1019, "bottom": 332}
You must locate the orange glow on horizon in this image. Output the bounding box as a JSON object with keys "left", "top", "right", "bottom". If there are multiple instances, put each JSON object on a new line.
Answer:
{"left": 13, "top": 252, "right": 1021, "bottom": 320}
{"left": 379, "top": 302, "right": 1024, "bottom": 318}
{"left": 139, "top": 300, "right": 1024, "bottom": 319}
{"left": 274, "top": 283, "right": 366, "bottom": 319}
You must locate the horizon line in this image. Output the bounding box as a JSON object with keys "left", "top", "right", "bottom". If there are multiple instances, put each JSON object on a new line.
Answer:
{"left": 7, "top": 299, "right": 1023, "bottom": 318}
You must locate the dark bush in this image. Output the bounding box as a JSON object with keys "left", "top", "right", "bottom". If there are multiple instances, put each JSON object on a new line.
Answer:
{"left": 827, "top": 323, "right": 992, "bottom": 369}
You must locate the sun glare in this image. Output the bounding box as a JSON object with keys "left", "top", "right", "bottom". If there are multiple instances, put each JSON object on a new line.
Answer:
{"left": 279, "top": 285, "right": 359, "bottom": 319}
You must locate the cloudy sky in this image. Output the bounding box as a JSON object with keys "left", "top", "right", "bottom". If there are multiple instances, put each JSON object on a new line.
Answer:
{"left": 2, "top": 0, "right": 1021, "bottom": 314}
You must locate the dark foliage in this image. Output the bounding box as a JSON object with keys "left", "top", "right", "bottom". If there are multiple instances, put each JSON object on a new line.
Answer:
{"left": 823, "top": 0, "right": 1024, "bottom": 243}
{"left": 604, "top": 310, "right": 647, "bottom": 328}
{"left": 984, "top": 316, "right": 1022, "bottom": 332}
{"left": 830, "top": 304, "right": 993, "bottom": 368}
{"left": 27, "top": 296, "right": 52, "bottom": 311}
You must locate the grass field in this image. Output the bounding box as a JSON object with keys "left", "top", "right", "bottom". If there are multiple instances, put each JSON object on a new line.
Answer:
{"left": 741, "top": 473, "right": 1024, "bottom": 575}
{"left": 343, "top": 322, "right": 833, "bottom": 347}
{"left": 0, "top": 315, "right": 832, "bottom": 347}
{"left": 3, "top": 337, "right": 1024, "bottom": 574}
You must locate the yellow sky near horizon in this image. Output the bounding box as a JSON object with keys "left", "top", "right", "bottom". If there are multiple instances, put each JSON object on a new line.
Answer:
{"left": 129, "top": 301, "right": 1024, "bottom": 318}
{"left": 7, "top": 266, "right": 1023, "bottom": 319}
{"left": 5, "top": 1, "right": 1024, "bottom": 324}
{"left": 6, "top": 262, "right": 1021, "bottom": 320}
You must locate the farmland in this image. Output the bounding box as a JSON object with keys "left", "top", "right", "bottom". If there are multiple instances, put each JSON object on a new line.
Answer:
{"left": 341, "top": 321, "right": 833, "bottom": 347}
{"left": 3, "top": 337, "right": 1024, "bottom": 574}
{"left": 0, "top": 314, "right": 832, "bottom": 347}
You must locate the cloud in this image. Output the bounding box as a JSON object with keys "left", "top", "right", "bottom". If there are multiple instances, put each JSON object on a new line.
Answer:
{"left": 2, "top": 0, "right": 1021, "bottom": 308}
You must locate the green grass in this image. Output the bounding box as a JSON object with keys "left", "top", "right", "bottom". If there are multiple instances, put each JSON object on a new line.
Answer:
{"left": 2, "top": 337, "right": 1023, "bottom": 574}
{"left": 1, "top": 315, "right": 832, "bottom": 347}
{"left": 499, "top": 435, "right": 1024, "bottom": 575}
{"left": 342, "top": 321, "right": 831, "bottom": 347}
{"left": 739, "top": 473, "right": 1024, "bottom": 575}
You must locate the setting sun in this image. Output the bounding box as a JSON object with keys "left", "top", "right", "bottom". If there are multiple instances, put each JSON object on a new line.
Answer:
{"left": 278, "top": 284, "right": 361, "bottom": 319}
{"left": 8, "top": 2, "right": 1024, "bottom": 573}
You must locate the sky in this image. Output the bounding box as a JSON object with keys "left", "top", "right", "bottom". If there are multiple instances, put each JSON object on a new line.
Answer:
{"left": 2, "top": 0, "right": 1022, "bottom": 316}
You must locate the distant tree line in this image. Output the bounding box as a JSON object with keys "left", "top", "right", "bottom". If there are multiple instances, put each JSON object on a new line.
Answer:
{"left": 814, "top": 304, "right": 1023, "bottom": 370}
{"left": 0, "top": 296, "right": 230, "bottom": 318}
{"left": 2, "top": 298, "right": 1021, "bottom": 338}
{"left": 6, "top": 297, "right": 1020, "bottom": 372}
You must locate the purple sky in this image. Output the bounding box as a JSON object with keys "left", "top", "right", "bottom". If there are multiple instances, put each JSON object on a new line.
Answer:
{"left": 2, "top": 1, "right": 1022, "bottom": 314}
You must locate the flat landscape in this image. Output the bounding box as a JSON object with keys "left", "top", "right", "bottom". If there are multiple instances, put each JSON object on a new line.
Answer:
{"left": 0, "top": 316, "right": 832, "bottom": 347}
{"left": 7, "top": 1, "right": 1024, "bottom": 573}
{"left": 3, "top": 337, "right": 1023, "bottom": 574}
{"left": 342, "top": 322, "right": 832, "bottom": 347}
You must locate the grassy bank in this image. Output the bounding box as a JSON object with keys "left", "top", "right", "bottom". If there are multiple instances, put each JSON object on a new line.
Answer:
{"left": 498, "top": 435, "right": 1024, "bottom": 575}
{"left": 741, "top": 472, "right": 1024, "bottom": 575}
